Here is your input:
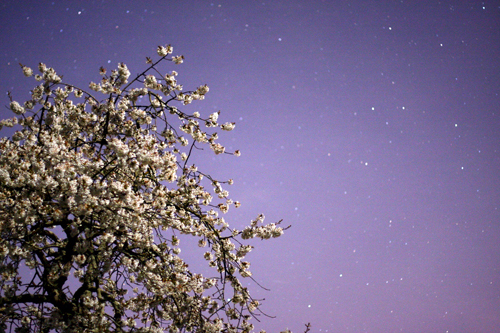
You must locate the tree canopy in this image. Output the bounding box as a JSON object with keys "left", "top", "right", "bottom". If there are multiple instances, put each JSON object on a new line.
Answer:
{"left": 0, "top": 45, "right": 297, "bottom": 333}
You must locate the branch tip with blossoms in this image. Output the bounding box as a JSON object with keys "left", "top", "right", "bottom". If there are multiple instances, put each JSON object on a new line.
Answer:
{"left": 0, "top": 44, "right": 302, "bottom": 333}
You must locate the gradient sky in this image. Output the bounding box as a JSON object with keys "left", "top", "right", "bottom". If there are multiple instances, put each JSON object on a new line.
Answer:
{"left": 1, "top": 1, "right": 500, "bottom": 332}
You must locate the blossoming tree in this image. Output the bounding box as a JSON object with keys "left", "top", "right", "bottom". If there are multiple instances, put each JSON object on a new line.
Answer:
{"left": 0, "top": 45, "right": 295, "bottom": 333}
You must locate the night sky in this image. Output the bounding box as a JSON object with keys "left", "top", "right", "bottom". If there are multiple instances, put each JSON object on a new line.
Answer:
{"left": 2, "top": 1, "right": 500, "bottom": 332}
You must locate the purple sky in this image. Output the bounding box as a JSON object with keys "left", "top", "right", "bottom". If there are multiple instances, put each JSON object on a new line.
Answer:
{"left": 2, "top": 1, "right": 500, "bottom": 332}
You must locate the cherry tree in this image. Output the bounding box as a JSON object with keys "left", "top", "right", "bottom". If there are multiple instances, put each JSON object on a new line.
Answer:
{"left": 0, "top": 45, "right": 296, "bottom": 333}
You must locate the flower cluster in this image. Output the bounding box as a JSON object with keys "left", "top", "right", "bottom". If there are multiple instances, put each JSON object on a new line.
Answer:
{"left": 0, "top": 45, "right": 290, "bottom": 333}
{"left": 157, "top": 44, "right": 173, "bottom": 57}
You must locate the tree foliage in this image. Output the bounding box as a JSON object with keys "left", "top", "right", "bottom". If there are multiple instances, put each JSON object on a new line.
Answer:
{"left": 0, "top": 45, "right": 291, "bottom": 333}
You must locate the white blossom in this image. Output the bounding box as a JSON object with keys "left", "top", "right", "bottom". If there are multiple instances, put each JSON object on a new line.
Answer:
{"left": 221, "top": 122, "right": 236, "bottom": 131}
{"left": 172, "top": 55, "right": 184, "bottom": 64}
{"left": 210, "top": 142, "right": 225, "bottom": 155}
{"left": 22, "top": 65, "right": 33, "bottom": 77}
{"left": 9, "top": 101, "right": 25, "bottom": 115}
{"left": 157, "top": 44, "right": 173, "bottom": 56}
{"left": 0, "top": 44, "right": 289, "bottom": 333}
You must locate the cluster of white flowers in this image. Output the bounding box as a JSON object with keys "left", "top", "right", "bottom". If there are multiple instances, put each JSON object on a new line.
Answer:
{"left": 172, "top": 55, "right": 184, "bottom": 64}
{"left": 221, "top": 122, "right": 236, "bottom": 131}
{"left": 20, "top": 64, "right": 33, "bottom": 77}
{"left": 164, "top": 70, "right": 182, "bottom": 91}
{"left": 39, "top": 63, "right": 62, "bottom": 83}
{"left": 240, "top": 214, "right": 285, "bottom": 240}
{"left": 115, "top": 62, "right": 131, "bottom": 85}
{"left": 157, "top": 44, "right": 173, "bottom": 57}
{"left": 0, "top": 45, "right": 292, "bottom": 333}
{"left": 9, "top": 101, "right": 25, "bottom": 115}
{"left": 176, "top": 84, "right": 209, "bottom": 105}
